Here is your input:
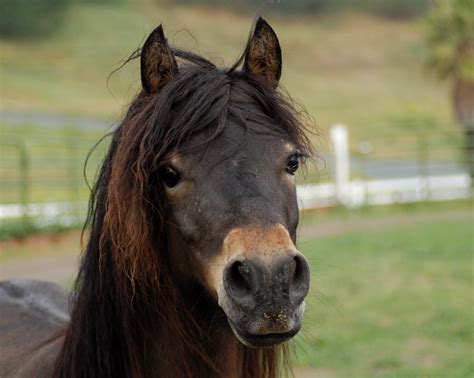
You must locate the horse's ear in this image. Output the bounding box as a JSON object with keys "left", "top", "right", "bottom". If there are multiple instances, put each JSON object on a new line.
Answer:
{"left": 141, "top": 25, "right": 178, "bottom": 94}
{"left": 243, "top": 17, "right": 282, "bottom": 87}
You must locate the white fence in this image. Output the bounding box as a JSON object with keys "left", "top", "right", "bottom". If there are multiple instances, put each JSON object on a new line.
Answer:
{"left": 1, "top": 124, "right": 472, "bottom": 225}
{"left": 297, "top": 174, "right": 471, "bottom": 209}
{"left": 297, "top": 125, "right": 472, "bottom": 209}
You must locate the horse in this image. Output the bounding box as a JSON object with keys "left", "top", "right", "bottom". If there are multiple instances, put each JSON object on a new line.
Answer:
{"left": 0, "top": 17, "right": 313, "bottom": 377}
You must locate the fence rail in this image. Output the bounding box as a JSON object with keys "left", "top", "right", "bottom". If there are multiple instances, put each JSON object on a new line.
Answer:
{"left": 299, "top": 125, "right": 472, "bottom": 208}
{"left": 297, "top": 174, "right": 471, "bottom": 209}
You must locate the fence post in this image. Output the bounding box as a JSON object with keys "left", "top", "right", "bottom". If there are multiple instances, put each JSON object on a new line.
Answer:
{"left": 17, "top": 140, "right": 30, "bottom": 226}
{"left": 330, "top": 124, "right": 350, "bottom": 206}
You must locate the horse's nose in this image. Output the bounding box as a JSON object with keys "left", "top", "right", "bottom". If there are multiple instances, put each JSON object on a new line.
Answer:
{"left": 223, "top": 254, "right": 310, "bottom": 309}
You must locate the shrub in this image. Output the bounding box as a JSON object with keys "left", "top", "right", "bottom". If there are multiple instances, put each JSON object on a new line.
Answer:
{"left": 0, "top": 0, "right": 74, "bottom": 39}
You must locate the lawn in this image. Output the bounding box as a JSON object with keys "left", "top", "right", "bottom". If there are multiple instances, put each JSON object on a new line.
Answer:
{"left": 294, "top": 218, "right": 473, "bottom": 377}
{"left": 0, "top": 204, "right": 471, "bottom": 376}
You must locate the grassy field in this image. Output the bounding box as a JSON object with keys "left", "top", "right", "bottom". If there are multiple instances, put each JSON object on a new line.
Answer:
{"left": 1, "top": 4, "right": 471, "bottom": 374}
{"left": 295, "top": 218, "right": 473, "bottom": 377}
{"left": 1, "top": 204, "right": 472, "bottom": 376}
{"left": 0, "top": 1, "right": 457, "bottom": 141}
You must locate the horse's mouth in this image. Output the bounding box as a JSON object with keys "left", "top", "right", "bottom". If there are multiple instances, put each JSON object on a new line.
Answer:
{"left": 228, "top": 320, "right": 301, "bottom": 348}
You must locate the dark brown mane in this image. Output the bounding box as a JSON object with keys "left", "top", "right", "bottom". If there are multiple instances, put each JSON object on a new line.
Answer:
{"left": 52, "top": 46, "right": 312, "bottom": 378}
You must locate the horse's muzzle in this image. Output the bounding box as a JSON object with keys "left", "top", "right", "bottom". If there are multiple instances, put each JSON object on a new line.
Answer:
{"left": 221, "top": 253, "right": 310, "bottom": 348}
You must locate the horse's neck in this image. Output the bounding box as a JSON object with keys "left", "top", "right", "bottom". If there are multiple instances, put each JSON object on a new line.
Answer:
{"left": 151, "top": 291, "right": 244, "bottom": 377}
{"left": 208, "top": 325, "right": 245, "bottom": 377}
{"left": 213, "top": 333, "right": 244, "bottom": 378}
{"left": 156, "top": 321, "right": 243, "bottom": 377}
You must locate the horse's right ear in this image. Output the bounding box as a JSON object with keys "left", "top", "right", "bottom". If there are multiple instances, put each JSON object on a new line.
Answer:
{"left": 140, "top": 25, "right": 178, "bottom": 94}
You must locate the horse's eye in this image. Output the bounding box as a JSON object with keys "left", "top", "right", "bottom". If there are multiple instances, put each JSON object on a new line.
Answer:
{"left": 159, "top": 166, "right": 181, "bottom": 188}
{"left": 286, "top": 154, "right": 299, "bottom": 175}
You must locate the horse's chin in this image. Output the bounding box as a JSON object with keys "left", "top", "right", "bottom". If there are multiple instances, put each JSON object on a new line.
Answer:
{"left": 228, "top": 320, "right": 301, "bottom": 349}
{"left": 223, "top": 302, "right": 306, "bottom": 348}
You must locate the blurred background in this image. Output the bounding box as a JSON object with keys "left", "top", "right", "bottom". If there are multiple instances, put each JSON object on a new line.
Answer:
{"left": 0, "top": 0, "right": 473, "bottom": 376}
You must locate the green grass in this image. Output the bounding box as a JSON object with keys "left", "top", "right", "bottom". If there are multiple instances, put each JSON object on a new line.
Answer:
{"left": 0, "top": 200, "right": 472, "bottom": 374}
{"left": 0, "top": 2, "right": 460, "bottom": 146}
{"left": 294, "top": 219, "right": 473, "bottom": 376}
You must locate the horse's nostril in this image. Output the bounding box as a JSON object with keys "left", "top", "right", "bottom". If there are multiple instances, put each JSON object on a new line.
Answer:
{"left": 229, "top": 261, "right": 253, "bottom": 295}
{"left": 289, "top": 255, "right": 310, "bottom": 304}
{"left": 224, "top": 260, "right": 262, "bottom": 308}
{"left": 292, "top": 255, "right": 304, "bottom": 286}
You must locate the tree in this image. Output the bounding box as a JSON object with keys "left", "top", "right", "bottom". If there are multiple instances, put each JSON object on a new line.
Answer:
{"left": 425, "top": 0, "right": 474, "bottom": 183}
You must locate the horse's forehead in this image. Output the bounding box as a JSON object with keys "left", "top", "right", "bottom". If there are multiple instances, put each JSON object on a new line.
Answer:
{"left": 183, "top": 124, "right": 292, "bottom": 162}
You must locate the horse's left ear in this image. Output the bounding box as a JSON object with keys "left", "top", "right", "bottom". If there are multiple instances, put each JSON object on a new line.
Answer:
{"left": 243, "top": 17, "right": 282, "bottom": 87}
{"left": 141, "top": 25, "right": 178, "bottom": 94}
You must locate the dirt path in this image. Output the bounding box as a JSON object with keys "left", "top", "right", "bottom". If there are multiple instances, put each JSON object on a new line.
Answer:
{"left": 1, "top": 209, "right": 472, "bottom": 285}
